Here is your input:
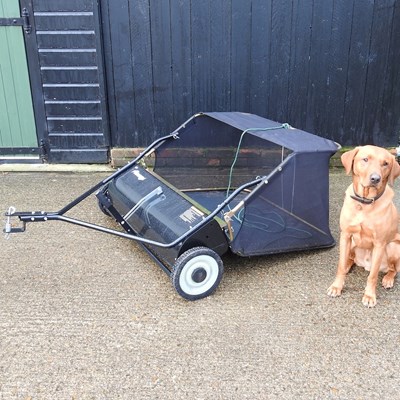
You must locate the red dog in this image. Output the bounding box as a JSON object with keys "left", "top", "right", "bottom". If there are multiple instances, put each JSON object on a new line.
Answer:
{"left": 328, "top": 145, "right": 400, "bottom": 307}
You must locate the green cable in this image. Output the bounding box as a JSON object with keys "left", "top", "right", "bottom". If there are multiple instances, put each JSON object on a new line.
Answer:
{"left": 223, "top": 123, "right": 314, "bottom": 240}
{"left": 225, "top": 123, "right": 291, "bottom": 199}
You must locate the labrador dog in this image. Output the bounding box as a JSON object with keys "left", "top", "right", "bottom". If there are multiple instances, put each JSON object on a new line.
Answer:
{"left": 327, "top": 145, "right": 400, "bottom": 307}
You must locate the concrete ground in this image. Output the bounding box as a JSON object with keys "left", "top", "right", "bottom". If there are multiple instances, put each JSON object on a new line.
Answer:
{"left": 0, "top": 170, "right": 399, "bottom": 400}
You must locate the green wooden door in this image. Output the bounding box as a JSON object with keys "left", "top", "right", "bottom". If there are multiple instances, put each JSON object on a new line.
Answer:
{"left": 0, "top": 0, "right": 37, "bottom": 158}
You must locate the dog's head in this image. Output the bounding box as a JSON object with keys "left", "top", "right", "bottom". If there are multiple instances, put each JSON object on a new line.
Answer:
{"left": 341, "top": 145, "right": 400, "bottom": 195}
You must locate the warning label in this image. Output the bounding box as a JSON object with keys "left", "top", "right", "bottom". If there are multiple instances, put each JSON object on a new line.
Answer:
{"left": 180, "top": 206, "right": 204, "bottom": 224}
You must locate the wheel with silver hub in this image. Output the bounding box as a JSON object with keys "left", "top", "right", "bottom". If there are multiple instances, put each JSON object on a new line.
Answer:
{"left": 171, "top": 247, "right": 224, "bottom": 300}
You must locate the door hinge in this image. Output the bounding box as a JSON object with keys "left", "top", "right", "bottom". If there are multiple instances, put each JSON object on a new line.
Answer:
{"left": 40, "top": 139, "right": 48, "bottom": 162}
{"left": 21, "top": 8, "right": 31, "bottom": 34}
{"left": 0, "top": 8, "right": 31, "bottom": 34}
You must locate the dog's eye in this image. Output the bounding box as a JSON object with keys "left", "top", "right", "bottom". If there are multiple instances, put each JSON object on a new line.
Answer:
{"left": 383, "top": 161, "right": 389, "bottom": 167}
{"left": 363, "top": 157, "right": 368, "bottom": 162}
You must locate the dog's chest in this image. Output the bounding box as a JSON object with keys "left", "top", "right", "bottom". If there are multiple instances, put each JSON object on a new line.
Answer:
{"left": 341, "top": 204, "right": 377, "bottom": 248}
{"left": 342, "top": 203, "right": 367, "bottom": 229}
{"left": 350, "top": 224, "right": 374, "bottom": 248}
{"left": 342, "top": 197, "right": 397, "bottom": 248}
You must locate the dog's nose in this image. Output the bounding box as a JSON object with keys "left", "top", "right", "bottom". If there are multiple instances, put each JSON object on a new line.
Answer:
{"left": 370, "top": 173, "right": 381, "bottom": 185}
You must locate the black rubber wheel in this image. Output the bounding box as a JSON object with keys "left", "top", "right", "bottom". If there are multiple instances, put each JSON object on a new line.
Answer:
{"left": 97, "top": 198, "right": 111, "bottom": 216}
{"left": 171, "top": 247, "right": 224, "bottom": 301}
{"left": 97, "top": 187, "right": 112, "bottom": 217}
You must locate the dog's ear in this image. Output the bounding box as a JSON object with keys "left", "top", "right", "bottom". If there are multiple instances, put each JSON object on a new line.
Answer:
{"left": 341, "top": 147, "right": 360, "bottom": 175}
{"left": 388, "top": 155, "right": 400, "bottom": 185}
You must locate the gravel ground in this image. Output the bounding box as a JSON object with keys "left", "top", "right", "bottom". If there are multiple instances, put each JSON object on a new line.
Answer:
{"left": 0, "top": 170, "right": 399, "bottom": 400}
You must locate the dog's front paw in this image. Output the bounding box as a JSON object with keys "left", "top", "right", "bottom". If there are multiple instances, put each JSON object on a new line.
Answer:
{"left": 327, "top": 284, "right": 342, "bottom": 297}
{"left": 362, "top": 293, "right": 377, "bottom": 308}
{"left": 327, "top": 276, "right": 346, "bottom": 298}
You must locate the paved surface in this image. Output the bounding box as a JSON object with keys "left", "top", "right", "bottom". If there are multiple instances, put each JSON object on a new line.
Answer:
{"left": 1, "top": 170, "right": 399, "bottom": 400}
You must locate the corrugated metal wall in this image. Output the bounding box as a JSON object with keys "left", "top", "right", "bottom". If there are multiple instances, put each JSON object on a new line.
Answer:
{"left": 101, "top": 0, "right": 400, "bottom": 148}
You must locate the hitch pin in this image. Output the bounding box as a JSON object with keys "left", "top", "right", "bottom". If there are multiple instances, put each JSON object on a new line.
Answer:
{"left": 4, "top": 206, "right": 16, "bottom": 239}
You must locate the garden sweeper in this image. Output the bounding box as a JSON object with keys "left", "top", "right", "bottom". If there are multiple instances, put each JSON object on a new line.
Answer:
{"left": 4, "top": 112, "right": 339, "bottom": 300}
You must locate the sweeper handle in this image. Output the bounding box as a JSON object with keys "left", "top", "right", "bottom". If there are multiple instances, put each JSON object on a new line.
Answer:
{"left": 2, "top": 132, "right": 181, "bottom": 240}
{"left": 3, "top": 174, "right": 267, "bottom": 247}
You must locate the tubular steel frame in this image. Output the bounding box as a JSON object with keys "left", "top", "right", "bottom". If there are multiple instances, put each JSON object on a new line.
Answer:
{"left": 4, "top": 115, "right": 277, "bottom": 253}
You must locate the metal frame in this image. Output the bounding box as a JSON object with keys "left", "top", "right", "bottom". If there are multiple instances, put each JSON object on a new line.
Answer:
{"left": 6, "top": 178, "right": 263, "bottom": 245}
{"left": 5, "top": 122, "right": 286, "bottom": 256}
{"left": 5, "top": 108, "right": 308, "bottom": 254}
{"left": 5, "top": 113, "right": 302, "bottom": 282}
{"left": 3, "top": 112, "right": 270, "bottom": 249}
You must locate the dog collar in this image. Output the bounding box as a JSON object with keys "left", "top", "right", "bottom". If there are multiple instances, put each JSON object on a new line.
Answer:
{"left": 350, "top": 187, "right": 385, "bottom": 205}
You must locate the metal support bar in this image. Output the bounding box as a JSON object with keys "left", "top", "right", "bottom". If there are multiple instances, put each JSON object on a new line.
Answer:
{"left": 0, "top": 147, "right": 40, "bottom": 155}
{"left": 0, "top": 17, "right": 24, "bottom": 25}
{"left": 4, "top": 177, "right": 265, "bottom": 247}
